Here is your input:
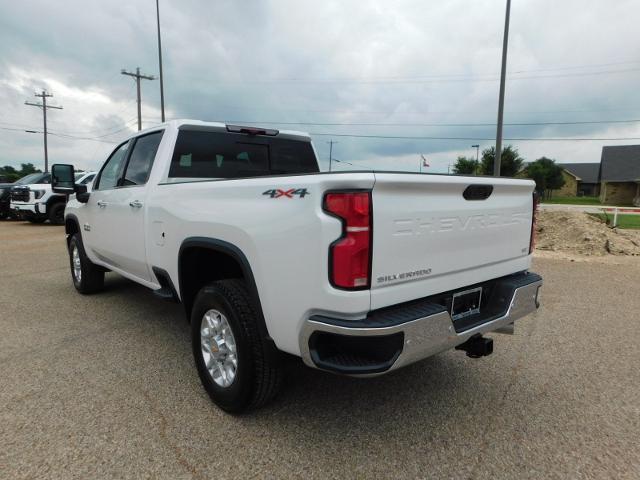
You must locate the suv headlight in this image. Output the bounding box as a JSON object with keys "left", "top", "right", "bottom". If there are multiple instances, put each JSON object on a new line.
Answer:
{"left": 32, "top": 189, "right": 46, "bottom": 199}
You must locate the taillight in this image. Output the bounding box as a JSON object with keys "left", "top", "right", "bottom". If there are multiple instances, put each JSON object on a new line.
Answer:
{"left": 323, "top": 191, "right": 372, "bottom": 289}
{"left": 529, "top": 192, "right": 539, "bottom": 254}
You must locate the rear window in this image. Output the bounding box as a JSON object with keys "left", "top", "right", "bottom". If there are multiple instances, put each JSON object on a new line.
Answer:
{"left": 168, "top": 130, "right": 318, "bottom": 179}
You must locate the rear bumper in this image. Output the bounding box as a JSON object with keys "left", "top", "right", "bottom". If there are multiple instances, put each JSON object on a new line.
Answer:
{"left": 299, "top": 271, "right": 542, "bottom": 375}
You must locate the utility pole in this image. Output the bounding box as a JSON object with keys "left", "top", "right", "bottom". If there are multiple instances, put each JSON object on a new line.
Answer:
{"left": 156, "top": 0, "right": 165, "bottom": 122}
{"left": 494, "top": 0, "right": 511, "bottom": 177}
{"left": 25, "top": 90, "right": 63, "bottom": 173}
{"left": 121, "top": 67, "right": 156, "bottom": 131}
{"left": 327, "top": 140, "right": 338, "bottom": 172}
{"left": 471, "top": 144, "right": 480, "bottom": 174}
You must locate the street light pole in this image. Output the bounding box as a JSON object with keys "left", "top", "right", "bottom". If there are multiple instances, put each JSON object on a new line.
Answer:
{"left": 156, "top": 0, "right": 165, "bottom": 122}
{"left": 494, "top": 0, "right": 511, "bottom": 177}
{"left": 471, "top": 144, "right": 480, "bottom": 174}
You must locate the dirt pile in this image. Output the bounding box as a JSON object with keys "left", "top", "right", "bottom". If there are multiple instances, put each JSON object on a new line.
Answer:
{"left": 536, "top": 210, "right": 640, "bottom": 256}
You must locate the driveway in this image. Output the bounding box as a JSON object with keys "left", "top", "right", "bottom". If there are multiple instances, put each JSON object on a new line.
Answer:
{"left": 1, "top": 221, "right": 639, "bottom": 479}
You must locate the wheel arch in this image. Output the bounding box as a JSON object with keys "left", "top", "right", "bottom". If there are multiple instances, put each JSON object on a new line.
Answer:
{"left": 177, "top": 237, "right": 272, "bottom": 343}
{"left": 64, "top": 213, "right": 81, "bottom": 246}
{"left": 46, "top": 193, "right": 66, "bottom": 209}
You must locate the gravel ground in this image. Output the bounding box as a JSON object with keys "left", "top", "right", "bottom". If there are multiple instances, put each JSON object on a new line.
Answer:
{"left": 1, "top": 221, "right": 639, "bottom": 479}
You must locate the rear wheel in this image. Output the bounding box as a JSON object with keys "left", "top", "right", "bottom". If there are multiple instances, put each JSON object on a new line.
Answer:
{"left": 68, "top": 233, "right": 104, "bottom": 294}
{"left": 48, "top": 203, "right": 65, "bottom": 225}
{"left": 191, "top": 279, "right": 283, "bottom": 413}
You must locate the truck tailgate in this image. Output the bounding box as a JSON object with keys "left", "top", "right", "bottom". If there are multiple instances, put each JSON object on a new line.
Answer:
{"left": 370, "top": 173, "right": 535, "bottom": 310}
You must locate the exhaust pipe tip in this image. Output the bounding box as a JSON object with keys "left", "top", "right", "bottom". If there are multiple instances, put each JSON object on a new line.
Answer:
{"left": 455, "top": 335, "right": 493, "bottom": 358}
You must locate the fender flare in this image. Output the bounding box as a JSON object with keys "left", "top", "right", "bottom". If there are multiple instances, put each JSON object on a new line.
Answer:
{"left": 178, "top": 237, "right": 275, "bottom": 348}
{"left": 45, "top": 193, "right": 67, "bottom": 210}
{"left": 64, "top": 213, "right": 81, "bottom": 243}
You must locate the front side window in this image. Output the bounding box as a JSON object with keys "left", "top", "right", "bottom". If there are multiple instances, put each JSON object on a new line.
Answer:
{"left": 95, "top": 141, "right": 130, "bottom": 190}
{"left": 122, "top": 131, "right": 164, "bottom": 186}
{"left": 168, "top": 130, "right": 318, "bottom": 179}
{"left": 79, "top": 174, "right": 95, "bottom": 185}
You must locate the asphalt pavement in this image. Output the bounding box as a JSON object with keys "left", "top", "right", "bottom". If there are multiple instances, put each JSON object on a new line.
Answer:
{"left": 1, "top": 221, "right": 639, "bottom": 479}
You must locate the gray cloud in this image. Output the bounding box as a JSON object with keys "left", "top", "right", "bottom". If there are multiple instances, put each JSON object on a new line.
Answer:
{"left": 1, "top": 0, "right": 639, "bottom": 173}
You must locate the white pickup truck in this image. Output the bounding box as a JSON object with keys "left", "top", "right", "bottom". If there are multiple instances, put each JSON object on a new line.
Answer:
{"left": 11, "top": 171, "right": 96, "bottom": 224}
{"left": 52, "top": 120, "right": 542, "bottom": 412}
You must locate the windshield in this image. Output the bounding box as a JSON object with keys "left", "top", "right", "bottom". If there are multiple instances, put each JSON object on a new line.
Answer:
{"left": 15, "top": 173, "right": 44, "bottom": 185}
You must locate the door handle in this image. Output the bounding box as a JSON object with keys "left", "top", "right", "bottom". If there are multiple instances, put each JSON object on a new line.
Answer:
{"left": 97, "top": 200, "right": 107, "bottom": 208}
{"left": 129, "top": 200, "right": 143, "bottom": 209}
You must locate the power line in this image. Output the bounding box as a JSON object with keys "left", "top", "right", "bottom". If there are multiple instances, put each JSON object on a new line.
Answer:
{"left": 308, "top": 133, "right": 640, "bottom": 142}
{"left": 207, "top": 66, "right": 640, "bottom": 85}
{"left": 217, "top": 118, "right": 640, "bottom": 128}
{"left": 24, "top": 90, "right": 63, "bottom": 172}
{"left": 0, "top": 118, "right": 138, "bottom": 140}
{"left": 5, "top": 126, "right": 640, "bottom": 144}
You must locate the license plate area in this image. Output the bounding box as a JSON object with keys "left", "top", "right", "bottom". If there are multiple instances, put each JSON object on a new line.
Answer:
{"left": 451, "top": 287, "right": 482, "bottom": 321}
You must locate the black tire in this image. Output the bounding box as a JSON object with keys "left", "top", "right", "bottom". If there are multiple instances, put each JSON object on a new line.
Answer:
{"left": 68, "top": 233, "right": 105, "bottom": 294}
{"left": 48, "top": 203, "right": 66, "bottom": 225}
{"left": 191, "top": 279, "right": 283, "bottom": 413}
{"left": 27, "top": 215, "right": 46, "bottom": 224}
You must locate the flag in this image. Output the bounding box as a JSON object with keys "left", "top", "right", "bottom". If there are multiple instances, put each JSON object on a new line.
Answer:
{"left": 421, "top": 155, "right": 429, "bottom": 167}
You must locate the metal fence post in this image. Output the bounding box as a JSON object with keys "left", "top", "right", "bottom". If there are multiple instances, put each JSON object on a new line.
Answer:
{"left": 613, "top": 208, "right": 618, "bottom": 228}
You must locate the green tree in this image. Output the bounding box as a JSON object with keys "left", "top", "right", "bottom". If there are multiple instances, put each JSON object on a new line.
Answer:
{"left": 524, "top": 157, "right": 565, "bottom": 199}
{"left": 479, "top": 145, "right": 524, "bottom": 177}
{"left": 19, "top": 163, "right": 39, "bottom": 175}
{"left": 452, "top": 156, "right": 478, "bottom": 174}
{"left": 0, "top": 163, "right": 42, "bottom": 182}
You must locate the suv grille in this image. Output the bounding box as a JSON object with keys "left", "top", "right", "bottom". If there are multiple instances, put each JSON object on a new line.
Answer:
{"left": 11, "top": 188, "right": 30, "bottom": 203}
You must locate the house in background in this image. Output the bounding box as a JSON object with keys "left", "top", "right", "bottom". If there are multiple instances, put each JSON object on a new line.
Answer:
{"left": 599, "top": 145, "right": 640, "bottom": 206}
{"left": 556, "top": 163, "right": 600, "bottom": 197}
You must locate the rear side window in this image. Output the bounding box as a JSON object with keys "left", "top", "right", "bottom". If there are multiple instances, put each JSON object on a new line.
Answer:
{"left": 123, "top": 131, "right": 164, "bottom": 186}
{"left": 168, "top": 130, "right": 318, "bottom": 179}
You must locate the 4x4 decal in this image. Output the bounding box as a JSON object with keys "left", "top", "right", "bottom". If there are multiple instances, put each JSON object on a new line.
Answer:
{"left": 263, "top": 188, "right": 309, "bottom": 199}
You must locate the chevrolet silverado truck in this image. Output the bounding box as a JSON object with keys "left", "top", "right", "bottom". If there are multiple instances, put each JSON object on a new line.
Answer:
{"left": 11, "top": 171, "right": 96, "bottom": 224}
{"left": 51, "top": 120, "right": 542, "bottom": 413}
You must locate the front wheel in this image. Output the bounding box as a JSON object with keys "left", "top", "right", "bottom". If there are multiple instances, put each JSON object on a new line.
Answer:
{"left": 49, "top": 203, "right": 66, "bottom": 225}
{"left": 191, "top": 279, "right": 283, "bottom": 413}
{"left": 68, "top": 233, "right": 104, "bottom": 294}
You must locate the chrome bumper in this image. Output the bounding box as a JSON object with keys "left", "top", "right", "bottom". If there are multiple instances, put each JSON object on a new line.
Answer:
{"left": 300, "top": 272, "right": 542, "bottom": 375}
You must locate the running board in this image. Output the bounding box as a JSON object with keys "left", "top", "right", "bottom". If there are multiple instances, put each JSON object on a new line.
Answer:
{"left": 152, "top": 267, "right": 179, "bottom": 303}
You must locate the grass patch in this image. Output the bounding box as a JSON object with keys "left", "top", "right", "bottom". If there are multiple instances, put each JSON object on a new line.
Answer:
{"left": 591, "top": 213, "right": 640, "bottom": 229}
{"left": 544, "top": 196, "right": 601, "bottom": 205}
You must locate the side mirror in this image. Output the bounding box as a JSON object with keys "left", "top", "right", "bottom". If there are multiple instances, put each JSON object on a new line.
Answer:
{"left": 76, "top": 185, "right": 90, "bottom": 203}
{"left": 52, "top": 164, "right": 91, "bottom": 203}
{"left": 51, "top": 164, "right": 76, "bottom": 194}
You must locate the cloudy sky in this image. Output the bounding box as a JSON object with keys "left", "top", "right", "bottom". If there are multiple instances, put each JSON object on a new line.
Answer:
{"left": 1, "top": 0, "right": 639, "bottom": 173}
